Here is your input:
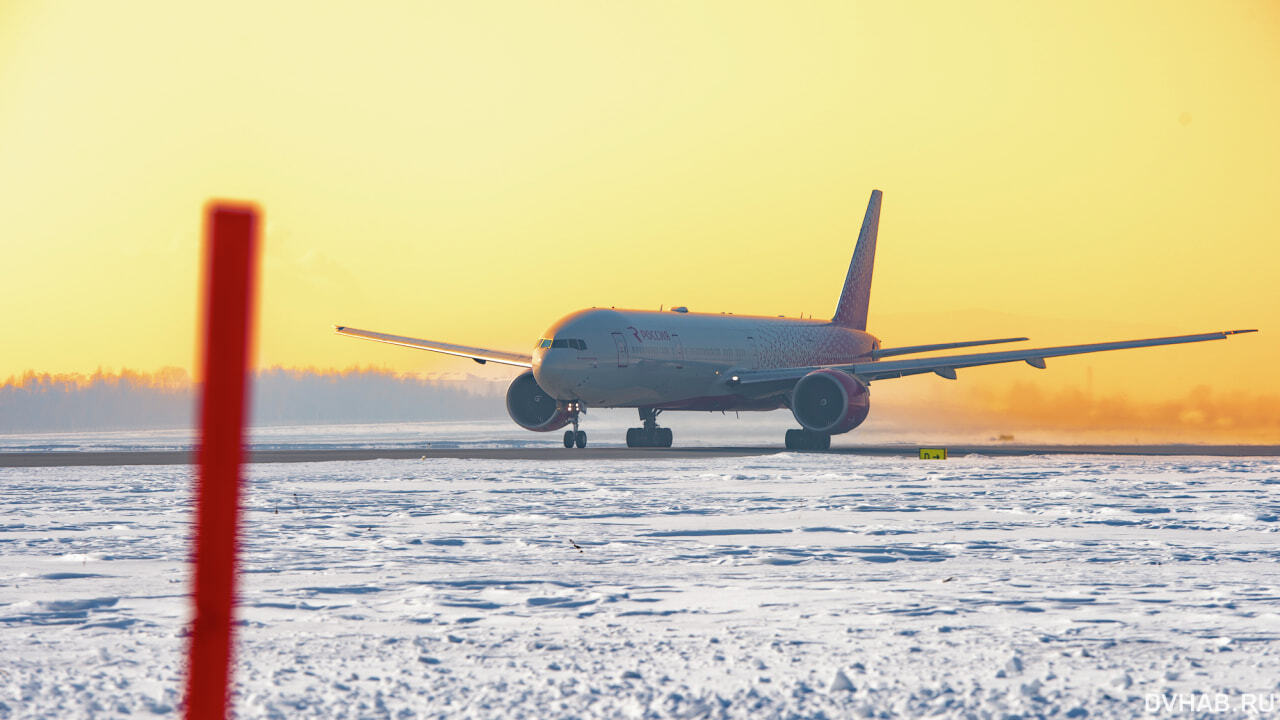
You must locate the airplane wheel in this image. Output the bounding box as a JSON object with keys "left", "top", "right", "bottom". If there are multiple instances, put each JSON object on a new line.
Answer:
{"left": 626, "top": 427, "right": 670, "bottom": 448}
{"left": 785, "top": 429, "right": 829, "bottom": 450}
{"left": 575, "top": 431, "right": 587, "bottom": 449}
{"left": 564, "top": 430, "right": 575, "bottom": 449}
{"left": 785, "top": 429, "right": 800, "bottom": 450}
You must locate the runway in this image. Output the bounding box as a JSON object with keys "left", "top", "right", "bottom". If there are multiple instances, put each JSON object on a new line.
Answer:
{"left": 2, "top": 443, "right": 1277, "bottom": 467}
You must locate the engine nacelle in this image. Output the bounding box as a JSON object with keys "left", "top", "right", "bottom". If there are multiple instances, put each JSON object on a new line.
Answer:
{"left": 790, "top": 369, "right": 870, "bottom": 435}
{"left": 506, "top": 371, "right": 573, "bottom": 432}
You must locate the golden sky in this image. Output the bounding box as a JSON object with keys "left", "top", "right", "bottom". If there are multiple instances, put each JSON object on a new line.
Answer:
{"left": 2, "top": 1, "right": 1276, "bottom": 408}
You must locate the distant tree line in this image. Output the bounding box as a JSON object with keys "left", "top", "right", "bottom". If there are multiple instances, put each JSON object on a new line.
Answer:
{"left": 0, "top": 367, "right": 506, "bottom": 433}
{"left": 4, "top": 367, "right": 1275, "bottom": 442}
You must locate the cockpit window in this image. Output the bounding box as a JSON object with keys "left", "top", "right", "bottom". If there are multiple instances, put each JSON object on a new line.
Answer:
{"left": 536, "top": 338, "right": 552, "bottom": 349}
{"left": 548, "top": 338, "right": 587, "bottom": 350}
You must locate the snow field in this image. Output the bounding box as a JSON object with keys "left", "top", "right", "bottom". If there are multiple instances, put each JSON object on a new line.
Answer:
{"left": 3, "top": 453, "right": 1280, "bottom": 717}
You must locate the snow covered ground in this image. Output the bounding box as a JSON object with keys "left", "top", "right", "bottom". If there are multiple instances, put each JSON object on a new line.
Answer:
{"left": 3, "top": 436, "right": 1280, "bottom": 717}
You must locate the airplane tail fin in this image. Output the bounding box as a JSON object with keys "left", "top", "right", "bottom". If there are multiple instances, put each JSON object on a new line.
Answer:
{"left": 831, "top": 189, "right": 882, "bottom": 330}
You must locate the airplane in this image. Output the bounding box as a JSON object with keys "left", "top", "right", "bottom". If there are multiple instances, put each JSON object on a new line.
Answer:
{"left": 336, "top": 190, "right": 1256, "bottom": 450}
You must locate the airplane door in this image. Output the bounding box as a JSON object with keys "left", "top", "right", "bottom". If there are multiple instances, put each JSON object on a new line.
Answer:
{"left": 611, "top": 332, "right": 629, "bottom": 367}
{"left": 671, "top": 333, "right": 685, "bottom": 368}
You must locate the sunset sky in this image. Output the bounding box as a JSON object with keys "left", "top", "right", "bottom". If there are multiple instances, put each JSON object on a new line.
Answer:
{"left": 1, "top": 2, "right": 1275, "bottom": 416}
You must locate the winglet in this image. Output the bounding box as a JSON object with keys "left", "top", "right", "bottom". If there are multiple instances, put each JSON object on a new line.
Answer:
{"left": 832, "top": 189, "right": 883, "bottom": 330}
{"left": 1225, "top": 329, "right": 1258, "bottom": 335}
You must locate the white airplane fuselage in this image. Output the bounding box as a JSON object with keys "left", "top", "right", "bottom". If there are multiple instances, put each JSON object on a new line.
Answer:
{"left": 533, "top": 308, "right": 878, "bottom": 411}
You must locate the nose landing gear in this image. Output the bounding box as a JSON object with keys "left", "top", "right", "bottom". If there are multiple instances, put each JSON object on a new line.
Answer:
{"left": 562, "top": 402, "right": 587, "bottom": 449}
{"left": 626, "top": 408, "right": 672, "bottom": 448}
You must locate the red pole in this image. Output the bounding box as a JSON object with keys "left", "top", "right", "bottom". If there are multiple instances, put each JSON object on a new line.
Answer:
{"left": 185, "top": 202, "right": 260, "bottom": 719}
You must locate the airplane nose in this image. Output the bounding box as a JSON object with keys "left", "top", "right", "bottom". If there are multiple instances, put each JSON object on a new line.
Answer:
{"left": 533, "top": 350, "right": 573, "bottom": 397}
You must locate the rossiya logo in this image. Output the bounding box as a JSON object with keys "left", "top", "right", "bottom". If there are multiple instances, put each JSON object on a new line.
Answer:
{"left": 627, "top": 326, "right": 671, "bottom": 343}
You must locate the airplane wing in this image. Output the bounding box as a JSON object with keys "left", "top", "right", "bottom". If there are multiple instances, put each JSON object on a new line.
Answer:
{"left": 729, "top": 329, "right": 1257, "bottom": 391}
{"left": 334, "top": 325, "right": 533, "bottom": 368}
{"left": 870, "top": 336, "right": 1028, "bottom": 359}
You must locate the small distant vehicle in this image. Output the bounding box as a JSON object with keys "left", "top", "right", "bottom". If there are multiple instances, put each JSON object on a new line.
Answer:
{"left": 337, "top": 190, "right": 1255, "bottom": 450}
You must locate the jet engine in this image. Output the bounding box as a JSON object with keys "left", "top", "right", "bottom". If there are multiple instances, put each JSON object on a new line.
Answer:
{"left": 790, "top": 369, "right": 870, "bottom": 435}
{"left": 506, "top": 371, "right": 573, "bottom": 432}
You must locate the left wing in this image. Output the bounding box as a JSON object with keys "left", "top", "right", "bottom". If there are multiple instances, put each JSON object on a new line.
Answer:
{"left": 729, "top": 329, "right": 1257, "bottom": 391}
{"left": 335, "top": 325, "right": 533, "bottom": 367}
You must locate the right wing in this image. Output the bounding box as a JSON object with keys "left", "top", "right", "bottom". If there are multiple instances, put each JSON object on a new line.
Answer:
{"left": 853, "top": 329, "right": 1257, "bottom": 382}
{"left": 871, "top": 336, "right": 1028, "bottom": 359}
{"left": 335, "top": 325, "right": 532, "bottom": 367}
{"left": 729, "top": 329, "right": 1257, "bottom": 391}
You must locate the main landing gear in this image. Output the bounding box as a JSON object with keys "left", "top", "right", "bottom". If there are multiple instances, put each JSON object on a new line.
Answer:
{"left": 562, "top": 403, "right": 586, "bottom": 449}
{"left": 785, "top": 429, "right": 830, "bottom": 451}
{"left": 626, "top": 408, "right": 673, "bottom": 448}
